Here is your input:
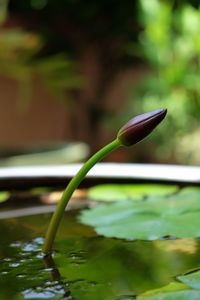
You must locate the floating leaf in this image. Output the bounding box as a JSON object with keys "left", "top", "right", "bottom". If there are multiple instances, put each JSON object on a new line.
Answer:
{"left": 30, "top": 187, "right": 53, "bottom": 195}
{"left": 138, "top": 271, "right": 200, "bottom": 299}
{"left": 138, "top": 282, "right": 189, "bottom": 298}
{"left": 178, "top": 271, "right": 200, "bottom": 289}
{"left": 138, "top": 288, "right": 200, "bottom": 300}
{"left": 79, "top": 189, "right": 200, "bottom": 240}
{"left": 88, "top": 184, "right": 178, "bottom": 202}
{"left": 179, "top": 186, "right": 200, "bottom": 194}
{"left": 0, "top": 191, "right": 10, "bottom": 203}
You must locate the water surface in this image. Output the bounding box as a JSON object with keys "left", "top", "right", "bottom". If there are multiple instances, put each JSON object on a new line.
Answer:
{"left": 0, "top": 210, "right": 200, "bottom": 300}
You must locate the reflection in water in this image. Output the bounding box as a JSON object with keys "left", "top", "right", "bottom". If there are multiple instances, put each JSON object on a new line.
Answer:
{"left": 156, "top": 238, "right": 197, "bottom": 254}
{"left": 115, "top": 296, "right": 136, "bottom": 300}
{"left": 43, "top": 253, "right": 62, "bottom": 281}
{"left": 43, "top": 253, "right": 74, "bottom": 298}
{"left": 1, "top": 211, "right": 200, "bottom": 299}
{"left": 0, "top": 238, "right": 71, "bottom": 299}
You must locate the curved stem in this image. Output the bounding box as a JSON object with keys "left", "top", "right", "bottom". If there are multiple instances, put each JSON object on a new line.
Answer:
{"left": 43, "top": 139, "right": 121, "bottom": 254}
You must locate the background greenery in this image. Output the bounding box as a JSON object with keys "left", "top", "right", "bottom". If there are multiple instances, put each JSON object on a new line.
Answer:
{"left": 124, "top": 0, "right": 200, "bottom": 164}
{"left": 1, "top": 0, "right": 200, "bottom": 164}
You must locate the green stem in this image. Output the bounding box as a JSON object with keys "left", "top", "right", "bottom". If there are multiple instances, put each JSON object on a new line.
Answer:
{"left": 42, "top": 139, "right": 121, "bottom": 254}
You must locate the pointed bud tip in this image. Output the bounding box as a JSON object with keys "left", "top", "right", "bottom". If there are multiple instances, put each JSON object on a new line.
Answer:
{"left": 117, "top": 109, "right": 167, "bottom": 146}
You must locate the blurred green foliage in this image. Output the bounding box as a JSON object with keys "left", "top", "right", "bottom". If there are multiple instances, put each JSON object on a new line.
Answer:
{"left": 7, "top": 0, "right": 139, "bottom": 149}
{"left": 0, "top": 0, "right": 81, "bottom": 109}
{"left": 3, "top": 0, "right": 200, "bottom": 162}
{"left": 126, "top": 0, "right": 200, "bottom": 164}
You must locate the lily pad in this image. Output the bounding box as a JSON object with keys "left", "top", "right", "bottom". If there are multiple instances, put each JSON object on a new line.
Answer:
{"left": 88, "top": 184, "right": 178, "bottom": 202}
{"left": 179, "top": 186, "right": 200, "bottom": 194}
{"left": 138, "top": 271, "right": 200, "bottom": 299}
{"left": 178, "top": 271, "right": 200, "bottom": 289}
{"left": 0, "top": 191, "right": 10, "bottom": 203}
{"left": 138, "top": 288, "right": 200, "bottom": 300}
{"left": 79, "top": 189, "right": 200, "bottom": 240}
{"left": 138, "top": 282, "right": 190, "bottom": 299}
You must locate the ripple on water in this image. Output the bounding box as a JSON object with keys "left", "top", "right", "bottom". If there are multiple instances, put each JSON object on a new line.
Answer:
{"left": 1, "top": 233, "right": 200, "bottom": 300}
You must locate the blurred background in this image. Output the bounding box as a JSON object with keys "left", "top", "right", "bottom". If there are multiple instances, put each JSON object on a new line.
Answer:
{"left": 0, "top": 0, "right": 200, "bottom": 166}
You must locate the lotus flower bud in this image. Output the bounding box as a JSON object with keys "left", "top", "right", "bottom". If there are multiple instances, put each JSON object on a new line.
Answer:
{"left": 117, "top": 109, "right": 167, "bottom": 146}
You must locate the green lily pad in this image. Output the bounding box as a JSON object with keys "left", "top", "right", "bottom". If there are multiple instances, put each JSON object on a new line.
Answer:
{"left": 30, "top": 187, "right": 53, "bottom": 195}
{"left": 178, "top": 271, "right": 200, "bottom": 289}
{"left": 79, "top": 189, "right": 200, "bottom": 240}
{"left": 179, "top": 186, "right": 200, "bottom": 194}
{"left": 0, "top": 191, "right": 10, "bottom": 203}
{"left": 88, "top": 184, "right": 178, "bottom": 202}
{"left": 138, "top": 282, "right": 190, "bottom": 299}
{"left": 138, "top": 288, "right": 200, "bottom": 300}
{"left": 138, "top": 271, "right": 200, "bottom": 299}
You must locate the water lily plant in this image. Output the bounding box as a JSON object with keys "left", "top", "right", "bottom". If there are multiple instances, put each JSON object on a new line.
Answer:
{"left": 43, "top": 108, "right": 167, "bottom": 254}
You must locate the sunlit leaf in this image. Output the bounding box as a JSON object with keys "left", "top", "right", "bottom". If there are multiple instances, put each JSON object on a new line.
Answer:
{"left": 79, "top": 189, "right": 200, "bottom": 240}
{"left": 0, "top": 191, "right": 10, "bottom": 203}
{"left": 181, "top": 6, "right": 200, "bottom": 35}
{"left": 88, "top": 184, "right": 178, "bottom": 202}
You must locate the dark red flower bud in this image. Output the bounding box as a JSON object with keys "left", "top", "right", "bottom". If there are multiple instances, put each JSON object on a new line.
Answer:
{"left": 117, "top": 109, "right": 167, "bottom": 146}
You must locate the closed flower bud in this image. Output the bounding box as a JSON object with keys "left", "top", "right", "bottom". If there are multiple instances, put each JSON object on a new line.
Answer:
{"left": 117, "top": 109, "right": 167, "bottom": 146}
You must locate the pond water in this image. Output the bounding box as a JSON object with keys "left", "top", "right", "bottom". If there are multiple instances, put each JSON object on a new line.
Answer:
{"left": 0, "top": 210, "right": 200, "bottom": 300}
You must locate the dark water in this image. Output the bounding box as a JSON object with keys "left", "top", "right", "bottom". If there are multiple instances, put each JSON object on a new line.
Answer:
{"left": 0, "top": 210, "right": 200, "bottom": 300}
